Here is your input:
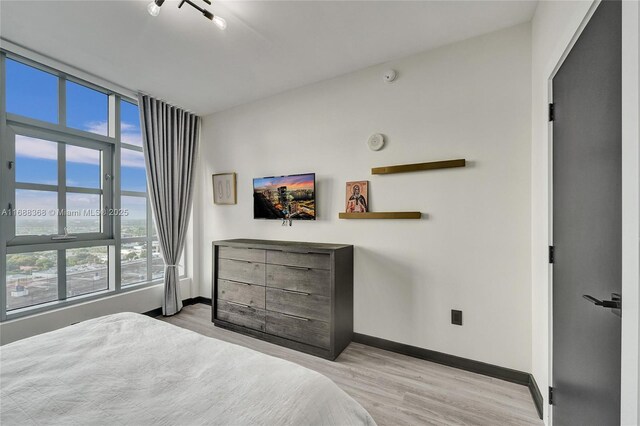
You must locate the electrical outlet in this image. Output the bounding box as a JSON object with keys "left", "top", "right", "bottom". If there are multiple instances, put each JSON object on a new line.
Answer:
{"left": 451, "top": 309, "right": 463, "bottom": 326}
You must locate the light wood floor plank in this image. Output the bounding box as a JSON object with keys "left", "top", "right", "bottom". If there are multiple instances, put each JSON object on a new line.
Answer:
{"left": 158, "top": 304, "right": 541, "bottom": 426}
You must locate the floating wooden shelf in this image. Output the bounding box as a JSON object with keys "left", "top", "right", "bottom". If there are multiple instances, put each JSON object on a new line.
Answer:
{"left": 371, "top": 158, "right": 466, "bottom": 175}
{"left": 339, "top": 212, "right": 422, "bottom": 220}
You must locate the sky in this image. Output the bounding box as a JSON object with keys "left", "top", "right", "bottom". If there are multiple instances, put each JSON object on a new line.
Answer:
{"left": 253, "top": 173, "right": 315, "bottom": 191}
{"left": 7, "top": 58, "right": 147, "bottom": 220}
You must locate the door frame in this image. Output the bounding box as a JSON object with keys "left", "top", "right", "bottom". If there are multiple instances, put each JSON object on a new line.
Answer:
{"left": 545, "top": 1, "right": 640, "bottom": 424}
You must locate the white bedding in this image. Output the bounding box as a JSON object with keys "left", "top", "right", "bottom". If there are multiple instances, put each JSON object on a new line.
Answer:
{"left": 0, "top": 312, "right": 375, "bottom": 426}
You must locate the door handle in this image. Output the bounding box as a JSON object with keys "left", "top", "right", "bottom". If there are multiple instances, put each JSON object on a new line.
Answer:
{"left": 582, "top": 293, "right": 621, "bottom": 309}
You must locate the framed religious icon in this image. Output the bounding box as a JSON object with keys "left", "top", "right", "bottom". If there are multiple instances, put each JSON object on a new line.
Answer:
{"left": 345, "top": 181, "right": 368, "bottom": 213}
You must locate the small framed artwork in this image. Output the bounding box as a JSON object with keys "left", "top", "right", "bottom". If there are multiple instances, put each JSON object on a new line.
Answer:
{"left": 345, "top": 181, "right": 368, "bottom": 213}
{"left": 212, "top": 173, "right": 237, "bottom": 205}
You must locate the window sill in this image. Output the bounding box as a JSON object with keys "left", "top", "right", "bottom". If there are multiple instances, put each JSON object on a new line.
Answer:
{"left": 3, "top": 278, "right": 177, "bottom": 322}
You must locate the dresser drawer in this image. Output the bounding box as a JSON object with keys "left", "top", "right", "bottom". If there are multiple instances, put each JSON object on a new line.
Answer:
{"left": 219, "top": 246, "right": 266, "bottom": 263}
{"left": 218, "top": 259, "right": 266, "bottom": 285}
{"left": 217, "top": 299, "right": 265, "bottom": 332}
{"left": 266, "top": 250, "right": 330, "bottom": 270}
{"left": 266, "top": 288, "right": 330, "bottom": 322}
{"left": 266, "top": 264, "right": 330, "bottom": 297}
{"left": 266, "top": 311, "right": 330, "bottom": 349}
{"left": 218, "top": 279, "right": 265, "bottom": 309}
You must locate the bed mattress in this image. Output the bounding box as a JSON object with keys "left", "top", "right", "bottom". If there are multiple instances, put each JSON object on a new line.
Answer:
{"left": 0, "top": 312, "right": 375, "bottom": 426}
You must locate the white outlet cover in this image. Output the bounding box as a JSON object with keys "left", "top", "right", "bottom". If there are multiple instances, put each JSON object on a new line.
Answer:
{"left": 368, "top": 133, "right": 385, "bottom": 151}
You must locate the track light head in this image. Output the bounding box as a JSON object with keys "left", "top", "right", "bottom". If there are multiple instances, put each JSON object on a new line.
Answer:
{"left": 147, "top": 0, "right": 165, "bottom": 17}
{"left": 203, "top": 9, "right": 213, "bottom": 20}
{"left": 212, "top": 15, "right": 226, "bottom": 30}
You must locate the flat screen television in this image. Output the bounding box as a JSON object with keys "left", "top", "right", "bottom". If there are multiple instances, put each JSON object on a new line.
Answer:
{"left": 253, "top": 173, "right": 316, "bottom": 220}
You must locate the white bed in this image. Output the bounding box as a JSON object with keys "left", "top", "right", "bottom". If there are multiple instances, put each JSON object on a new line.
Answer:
{"left": 0, "top": 312, "right": 375, "bottom": 426}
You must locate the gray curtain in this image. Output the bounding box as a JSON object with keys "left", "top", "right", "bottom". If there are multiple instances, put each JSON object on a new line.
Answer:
{"left": 138, "top": 93, "right": 199, "bottom": 316}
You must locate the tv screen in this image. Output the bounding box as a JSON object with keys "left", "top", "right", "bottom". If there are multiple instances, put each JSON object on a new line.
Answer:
{"left": 253, "top": 173, "right": 316, "bottom": 220}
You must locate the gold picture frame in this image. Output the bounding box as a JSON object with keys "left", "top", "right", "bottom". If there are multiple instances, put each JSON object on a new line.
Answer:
{"left": 345, "top": 181, "right": 368, "bottom": 213}
{"left": 212, "top": 172, "right": 237, "bottom": 205}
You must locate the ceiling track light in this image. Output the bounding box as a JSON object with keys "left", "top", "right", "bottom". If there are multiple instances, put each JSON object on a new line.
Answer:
{"left": 147, "top": 0, "right": 227, "bottom": 30}
{"left": 147, "top": 0, "right": 164, "bottom": 17}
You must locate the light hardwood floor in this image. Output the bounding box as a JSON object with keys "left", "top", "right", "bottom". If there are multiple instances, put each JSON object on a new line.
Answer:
{"left": 159, "top": 303, "right": 542, "bottom": 426}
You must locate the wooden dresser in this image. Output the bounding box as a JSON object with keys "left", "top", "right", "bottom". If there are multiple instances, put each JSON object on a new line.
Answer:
{"left": 212, "top": 239, "right": 354, "bottom": 360}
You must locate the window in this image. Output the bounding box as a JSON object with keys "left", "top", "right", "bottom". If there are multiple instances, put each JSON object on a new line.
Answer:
{"left": 66, "top": 80, "right": 108, "bottom": 136}
{"left": 121, "top": 148, "right": 147, "bottom": 192}
{"left": 6, "top": 58, "right": 58, "bottom": 123}
{"left": 66, "top": 247, "right": 108, "bottom": 297}
{"left": 119, "top": 99, "right": 169, "bottom": 286}
{"left": 6, "top": 251, "right": 58, "bottom": 311}
{"left": 12, "top": 130, "right": 110, "bottom": 239}
{"left": 120, "top": 101, "right": 164, "bottom": 286}
{"left": 121, "top": 100, "right": 143, "bottom": 147}
{"left": 0, "top": 53, "right": 184, "bottom": 320}
{"left": 15, "top": 136, "right": 58, "bottom": 185}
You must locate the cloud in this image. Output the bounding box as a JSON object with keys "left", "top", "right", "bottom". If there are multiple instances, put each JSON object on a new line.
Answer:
{"left": 122, "top": 132, "right": 142, "bottom": 146}
{"left": 67, "top": 193, "right": 99, "bottom": 207}
{"left": 15, "top": 188, "right": 57, "bottom": 211}
{"left": 121, "top": 149, "right": 146, "bottom": 168}
{"left": 67, "top": 145, "right": 100, "bottom": 164}
{"left": 16, "top": 130, "right": 145, "bottom": 168}
{"left": 122, "top": 195, "right": 147, "bottom": 219}
{"left": 84, "top": 120, "right": 142, "bottom": 147}
{"left": 84, "top": 121, "right": 108, "bottom": 136}
{"left": 15, "top": 135, "right": 57, "bottom": 161}
{"left": 121, "top": 122, "right": 143, "bottom": 146}
{"left": 121, "top": 123, "right": 136, "bottom": 131}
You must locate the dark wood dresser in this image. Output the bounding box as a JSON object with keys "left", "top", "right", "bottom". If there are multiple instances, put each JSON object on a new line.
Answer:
{"left": 212, "top": 239, "right": 354, "bottom": 360}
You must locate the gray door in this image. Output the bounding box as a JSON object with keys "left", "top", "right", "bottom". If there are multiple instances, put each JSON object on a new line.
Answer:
{"left": 552, "top": 0, "right": 622, "bottom": 425}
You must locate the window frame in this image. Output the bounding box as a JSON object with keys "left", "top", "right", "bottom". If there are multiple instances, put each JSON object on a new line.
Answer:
{"left": 0, "top": 50, "right": 184, "bottom": 321}
{"left": 7, "top": 122, "right": 114, "bottom": 244}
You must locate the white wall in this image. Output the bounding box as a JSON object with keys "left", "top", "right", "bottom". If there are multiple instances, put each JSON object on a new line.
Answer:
{"left": 196, "top": 23, "right": 533, "bottom": 372}
{"left": 531, "top": 1, "right": 640, "bottom": 424}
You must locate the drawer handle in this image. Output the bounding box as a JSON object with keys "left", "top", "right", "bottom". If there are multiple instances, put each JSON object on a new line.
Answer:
{"left": 281, "top": 313, "right": 310, "bottom": 321}
{"left": 227, "top": 301, "right": 252, "bottom": 309}
{"left": 281, "top": 289, "right": 310, "bottom": 296}
{"left": 222, "top": 280, "right": 251, "bottom": 286}
{"left": 285, "top": 265, "right": 311, "bottom": 271}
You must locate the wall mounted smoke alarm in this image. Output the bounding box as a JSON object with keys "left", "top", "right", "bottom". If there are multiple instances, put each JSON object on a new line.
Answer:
{"left": 368, "top": 133, "right": 385, "bottom": 151}
{"left": 383, "top": 69, "right": 397, "bottom": 83}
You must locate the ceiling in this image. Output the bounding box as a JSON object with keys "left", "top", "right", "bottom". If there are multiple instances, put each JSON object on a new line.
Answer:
{"left": 0, "top": 1, "right": 537, "bottom": 115}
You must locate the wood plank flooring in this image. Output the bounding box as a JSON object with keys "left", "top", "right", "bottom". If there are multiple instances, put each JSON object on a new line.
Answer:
{"left": 158, "top": 304, "right": 542, "bottom": 426}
